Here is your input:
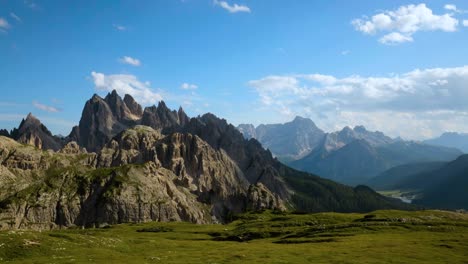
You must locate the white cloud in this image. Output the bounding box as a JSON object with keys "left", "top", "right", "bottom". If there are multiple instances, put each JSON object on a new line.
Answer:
{"left": 444, "top": 4, "right": 457, "bottom": 12}
{"left": 463, "top": 20, "right": 468, "bottom": 27}
{"left": 32, "top": 101, "right": 61, "bottom": 113}
{"left": 0, "top": 18, "right": 11, "bottom": 31}
{"left": 10, "top": 13, "right": 22, "bottom": 23}
{"left": 341, "top": 50, "right": 350, "bottom": 55}
{"left": 119, "top": 56, "right": 141, "bottom": 66}
{"left": 352, "top": 3, "right": 459, "bottom": 44}
{"left": 248, "top": 66, "right": 468, "bottom": 139}
{"left": 113, "top": 24, "right": 127, "bottom": 31}
{"left": 91, "top": 72, "right": 162, "bottom": 104}
{"left": 180, "top": 83, "right": 198, "bottom": 90}
{"left": 379, "top": 32, "right": 413, "bottom": 44}
{"left": 213, "top": 0, "right": 250, "bottom": 13}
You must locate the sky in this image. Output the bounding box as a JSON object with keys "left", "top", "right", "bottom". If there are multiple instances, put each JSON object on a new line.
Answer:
{"left": 1, "top": 0, "right": 468, "bottom": 139}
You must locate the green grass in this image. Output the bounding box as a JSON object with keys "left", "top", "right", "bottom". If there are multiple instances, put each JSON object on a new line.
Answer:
{"left": 1, "top": 210, "right": 467, "bottom": 263}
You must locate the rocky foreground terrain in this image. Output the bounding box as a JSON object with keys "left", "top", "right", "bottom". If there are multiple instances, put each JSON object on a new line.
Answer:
{"left": 0, "top": 91, "right": 411, "bottom": 230}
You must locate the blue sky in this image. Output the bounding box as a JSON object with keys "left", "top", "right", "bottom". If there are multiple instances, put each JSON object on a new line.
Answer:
{"left": 1, "top": 0, "right": 468, "bottom": 139}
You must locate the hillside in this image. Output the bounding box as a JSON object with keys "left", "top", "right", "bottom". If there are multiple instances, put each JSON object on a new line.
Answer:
{"left": 406, "top": 155, "right": 468, "bottom": 210}
{"left": 367, "top": 161, "right": 446, "bottom": 190}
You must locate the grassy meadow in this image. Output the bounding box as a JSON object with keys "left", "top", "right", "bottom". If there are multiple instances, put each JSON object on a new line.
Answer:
{"left": 0, "top": 210, "right": 467, "bottom": 263}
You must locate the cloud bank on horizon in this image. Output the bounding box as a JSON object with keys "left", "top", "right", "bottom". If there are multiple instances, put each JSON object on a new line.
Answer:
{"left": 249, "top": 66, "right": 468, "bottom": 139}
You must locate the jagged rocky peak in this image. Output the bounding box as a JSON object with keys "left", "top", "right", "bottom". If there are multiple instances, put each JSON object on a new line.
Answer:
{"left": 178, "top": 106, "right": 190, "bottom": 127}
{"left": 124, "top": 94, "right": 143, "bottom": 117}
{"left": 104, "top": 90, "right": 143, "bottom": 121}
{"left": 0, "top": 129, "right": 9, "bottom": 138}
{"left": 69, "top": 90, "right": 144, "bottom": 152}
{"left": 10, "top": 113, "right": 63, "bottom": 151}
{"left": 140, "top": 101, "right": 189, "bottom": 131}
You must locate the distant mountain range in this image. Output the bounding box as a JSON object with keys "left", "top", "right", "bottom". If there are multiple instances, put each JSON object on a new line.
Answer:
{"left": 423, "top": 132, "right": 468, "bottom": 153}
{"left": 238, "top": 116, "right": 325, "bottom": 161}
{"left": 238, "top": 118, "right": 463, "bottom": 185}
{"left": 0, "top": 91, "right": 411, "bottom": 230}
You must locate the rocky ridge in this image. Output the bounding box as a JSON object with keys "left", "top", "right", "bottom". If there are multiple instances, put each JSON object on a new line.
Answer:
{"left": 0, "top": 91, "right": 412, "bottom": 230}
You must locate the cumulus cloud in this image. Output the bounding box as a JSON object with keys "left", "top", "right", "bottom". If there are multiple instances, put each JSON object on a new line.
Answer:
{"left": 213, "top": 0, "right": 250, "bottom": 13}
{"left": 119, "top": 56, "right": 141, "bottom": 66}
{"left": 32, "top": 101, "right": 61, "bottom": 113}
{"left": 379, "top": 32, "right": 413, "bottom": 44}
{"left": 91, "top": 72, "right": 162, "bottom": 104}
{"left": 352, "top": 3, "right": 459, "bottom": 44}
{"left": 463, "top": 20, "right": 468, "bottom": 27}
{"left": 444, "top": 4, "right": 457, "bottom": 12}
{"left": 180, "top": 83, "right": 198, "bottom": 90}
{"left": 0, "top": 18, "right": 11, "bottom": 31}
{"left": 248, "top": 66, "right": 468, "bottom": 139}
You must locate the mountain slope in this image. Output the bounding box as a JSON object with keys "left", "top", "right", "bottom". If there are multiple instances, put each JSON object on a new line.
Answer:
{"left": 424, "top": 132, "right": 468, "bottom": 153}
{"left": 291, "top": 139, "right": 462, "bottom": 185}
{"left": 367, "top": 161, "right": 446, "bottom": 190}
{"left": 10, "top": 113, "right": 63, "bottom": 151}
{"left": 408, "top": 155, "right": 468, "bottom": 210}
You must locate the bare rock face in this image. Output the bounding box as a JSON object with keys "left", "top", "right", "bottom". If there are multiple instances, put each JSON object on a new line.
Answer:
{"left": 10, "top": 113, "right": 63, "bottom": 151}
{"left": 59, "top": 141, "right": 87, "bottom": 155}
{"left": 140, "top": 102, "right": 189, "bottom": 132}
{"left": 97, "top": 126, "right": 275, "bottom": 220}
{"left": 0, "top": 138, "right": 213, "bottom": 230}
{"left": 184, "top": 114, "right": 292, "bottom": 202}
{"left": 69, "top": 92, "right": 143, "bottom": 152}
{"left": 0, "top": 125, "right": 287, "bottom": 230}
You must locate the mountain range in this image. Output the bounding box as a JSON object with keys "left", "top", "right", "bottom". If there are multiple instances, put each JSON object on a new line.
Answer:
{"left": 423, "top": 132, "right": 468, "bottom": 153}
{"left": 0, "top": 91, "right": 412, "bottom": 230}
{"left": 239, "top": 119, "right": 463, "bottom": 185}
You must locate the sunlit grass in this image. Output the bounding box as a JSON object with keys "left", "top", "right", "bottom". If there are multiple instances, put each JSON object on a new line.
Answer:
{"left": 1, "top": 210, "right": 467, "bottom": 263}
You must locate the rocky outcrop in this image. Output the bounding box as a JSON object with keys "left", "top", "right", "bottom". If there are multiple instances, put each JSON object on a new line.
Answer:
{"left": 184, "top": 114, "right": 291, "bottom": 202}
{"left": 68, "top": 92, "right": 143, "bottom": 152}
{"left": 10, "top": 113, "right": 63, "bottom": 151}
{"left": 0, "top": 129, "right": 10, "bottom": 138}
{"left": 96, "top": 126, "right": 284, "bottom": 219}
{"left": 140, "top": 102, "right": 189, "bottom": 132}
{"left": 0, "top": 125, "right": 288, "bottom": 230}
{"left": 0, "top": 136, "right": 214, "bottom": 230}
